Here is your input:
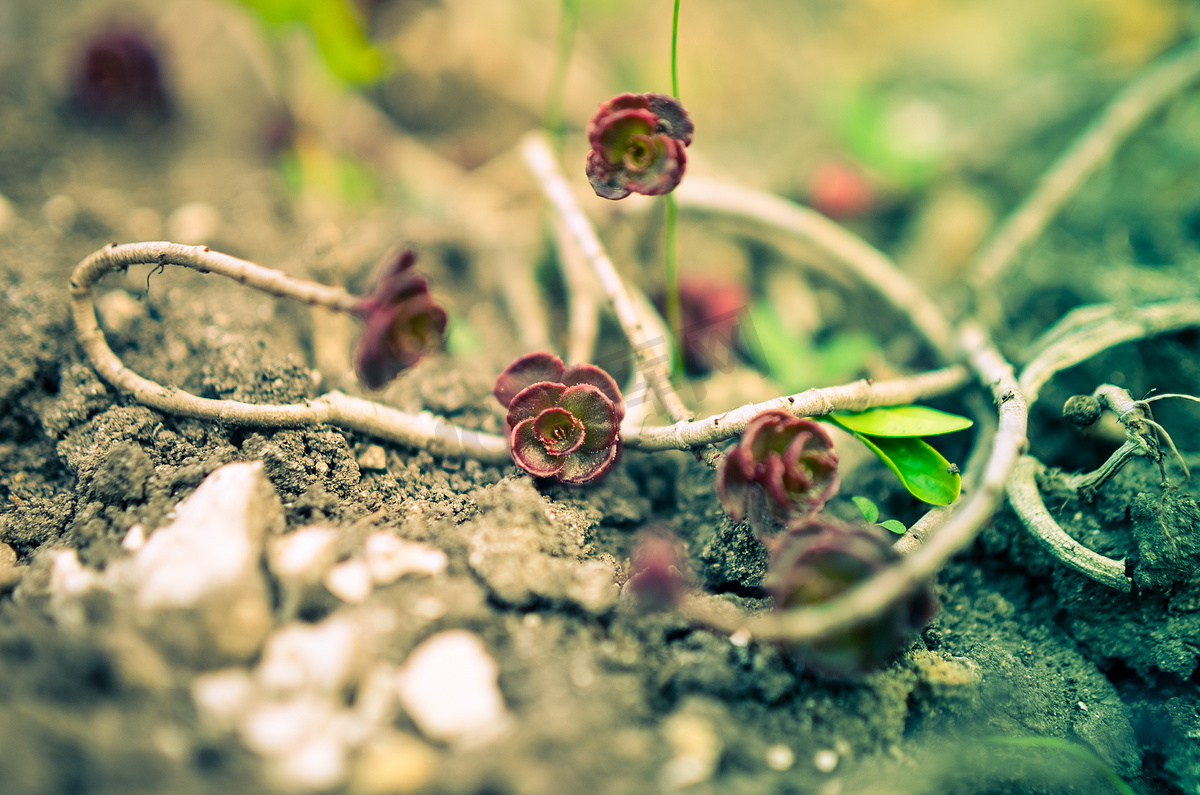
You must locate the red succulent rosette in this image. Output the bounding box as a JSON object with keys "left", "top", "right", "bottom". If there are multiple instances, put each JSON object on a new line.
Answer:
{"left": 717, "top": 410, "right": 839, "bottom": 523}
{"left": 493, "top": 353, "right": 624, "bottom": 484}
{"left": 585, "top": 92, "right": 694, "bottom": 200}
{"left": 764, "top": 520, "right": 936, "bottom": 677}
{"left": 351, "top": 249, "right": 447, "bottom": 390}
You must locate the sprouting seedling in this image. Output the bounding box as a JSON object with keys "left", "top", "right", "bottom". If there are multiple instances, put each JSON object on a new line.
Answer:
{"left": 850, "top": 496, "right": 908, "bottom": 535}
{"left": 825, "top": 405, "right": 972, "bottom": 506}
{"left": 493, "top": 352, "right": 625, "bottom": 484}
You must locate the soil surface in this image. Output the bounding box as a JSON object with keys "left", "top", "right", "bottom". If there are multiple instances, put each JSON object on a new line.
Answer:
{"left": 2, "top": 1, "right": 1200, "bottom": 794}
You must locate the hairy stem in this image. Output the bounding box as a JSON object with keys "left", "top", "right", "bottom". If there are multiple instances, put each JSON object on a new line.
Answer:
{"left": 625, "top": 365, "right": 969, "bottom": 450}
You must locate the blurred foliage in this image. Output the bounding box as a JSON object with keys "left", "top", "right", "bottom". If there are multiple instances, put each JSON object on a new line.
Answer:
{"left": 232, "top": 0, "right": 387, "bottom": 84}
{"left": 744, "top": 299, "right": 879, "bottom": 392}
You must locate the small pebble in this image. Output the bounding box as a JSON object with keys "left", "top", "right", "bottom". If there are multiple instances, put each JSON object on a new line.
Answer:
{"left": 257, "top": 616, "right": 361, "bottom": 696}
{"left": 364, "top": 533, "right": 447, "bottom": 586}
{"left": 0, "top": 542, "right": 16, "bottom": 568}
{"left": 269, "top": 734, "right": 348, "bottom": 793}
{"left": 239, "top": 696, "right": 334, "bottom": 758}
{"left": 351, "top": 732, "right": 439, "bottom": 795}
{"left": 356, "top": 445, "right": 388, "bottom": 471}
{"left": 270, "top": 526, "right": 339, "bottom": 583}
{"left": 192, "top": 667, "right": 255, "bottom": 731}
{"left": 397, "top": 630, "right": 508, "bottom": 744}
{"left": 122, "top": 523, "right": 146, "bottom": 552}
{"left": 325, "top": 559, "right": 373, "bottom": 604}
{"left": 765, "top": 744, "right": 794, "bottom": 771}
{"left": 661, "top": 712, "right": 721, "bottom": 789}
{"left": 813, "top": 749, "right": 839, "bottom": 773}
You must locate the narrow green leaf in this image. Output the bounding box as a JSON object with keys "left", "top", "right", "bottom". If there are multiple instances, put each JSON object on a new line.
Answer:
{"left": 831, "top": 405, "right": 973, "bottom": 437}
{"left": 855, "top": 433, "right": 961, "bottom": 505}
{"left": 879, "top": 519, "right": 907, "bottom": 535}
{"left": 850, "top": 495, "right": 879, "bottom": 524}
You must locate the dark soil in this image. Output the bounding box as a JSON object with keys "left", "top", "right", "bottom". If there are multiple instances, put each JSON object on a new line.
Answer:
{"left": 3, "top": 1, "right": 1200, "bottom": 794}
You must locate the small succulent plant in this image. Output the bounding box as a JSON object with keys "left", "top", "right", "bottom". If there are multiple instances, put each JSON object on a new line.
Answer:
{"left": 69, "top": 25, "right": 171, "bottom": 125}
{"left": 351, "top": 250, "right": 447, "bottom": 390}
{"left": 493, "top": 353, "right": 625, "bottom": 484}
{"left": 717, "top": 410, "right": 839, "bottom": 524}
{"left": 764, "top": 520, "right": 936, "bottom": 677}
{"left": 585, "top": 92, "right": 694, "bottom": 200}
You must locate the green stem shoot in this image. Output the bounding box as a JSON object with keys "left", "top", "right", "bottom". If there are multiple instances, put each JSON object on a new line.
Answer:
{"left": 665, "top": 0, "right": 683, "bottom": 372}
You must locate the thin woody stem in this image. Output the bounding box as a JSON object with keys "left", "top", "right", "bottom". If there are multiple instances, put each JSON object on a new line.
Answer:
{"left": 70, "top": 242, "right": 511, "bottom": 464}
{"left": 969, "top": 38, "right": 1200, "bottom": 293}
{"left": 1003, "top": 302, "right": 1200, "bottom": 590}
{"left": 625, "top": 365, "right": 969, "bottom": 450}
{"left": 521, "top": 131, "right": 692, "bottom": 423}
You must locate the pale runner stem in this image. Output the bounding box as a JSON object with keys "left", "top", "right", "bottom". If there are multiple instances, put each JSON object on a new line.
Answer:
{"left": 1004, "top": 301, "right": 1200, "bottom": 590}
{"left": 685, "top": 322, "right": 1028, "bottom": 644}
{"left": 969, "top": 38, "right": 1200, "bottom": 291}
{"left": 70, "top": 242, "right": 511, "bottom": 464}
{"left": 551, "top": 214, "right": 602, "bottom": 366}
{"left": 1007, "top": 456, "right": 1131, "bottom": 592}
{"left": 625, "top": 365, "right": 969, "bottom": 450}
{"left": 672, "top": 175, "right": 957, "bottom": 361}
{"left": 1019, "top": 299, "right": 1200, "bottom": 403}
{"left": 520, "top": 132, "right": 691, "bottom": 423}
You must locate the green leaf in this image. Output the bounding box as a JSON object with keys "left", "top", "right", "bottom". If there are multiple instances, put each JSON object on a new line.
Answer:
{"left": 831, "top": 406, "right": 972, "bottom": 437}
{"left": 850, "top": 496, "right": 879, "bottom": 524}
{"left": 855, "top": 433, "right": 961, "bottom": 505}
{"left": 879, "top": 519, "right": 907, "bottom": 535}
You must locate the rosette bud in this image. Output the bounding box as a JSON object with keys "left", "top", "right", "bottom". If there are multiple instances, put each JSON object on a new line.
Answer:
{"left": 585, "top": 93, "right": 694, "bottom": 200}
{"left": 494, "top": 353, "right": 624, "bottom": 485}
{"left": 717, "top": 410, "right": 839, "bottom": 523}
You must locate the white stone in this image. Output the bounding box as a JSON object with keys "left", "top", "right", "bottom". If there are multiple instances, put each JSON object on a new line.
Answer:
{"left": 239, "top": 695, "right": 336, "bottom": 757}
{"left": 269, "top": 526, "right": 339, "bottom": 583}
{"left": 324, "top": 559, "right": 373, "bottom": 604}
{"left": 397, "top": 630, "right": 507, "bottom": 744}
{"left": 765, "top": 744, "right": 794, "bottom": 771}
{"left": 132, "top": 461, "right": 281, "bottom": 662}
{"left": 49, "top": 549, "right": 96, "bottom": 597}
{"left": 268, "top": 734, "right": 348, "bottom": 793}
{"left": 813, "top": 748, "right": 839, "bottom": 773}
{"left": 257, "top": 616, "right": 361, "bottom": 697}
{"left": 121, "top": 523, "right": 146, "bottom": 552}
{"left": 661, "top": 711, "right": 721, "bottom": 789}
{"left": 192, "top": 667, "right": 256, "bottom": 731}
{"left": 364, "top": 533, "right": 447, "bottom": 586}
